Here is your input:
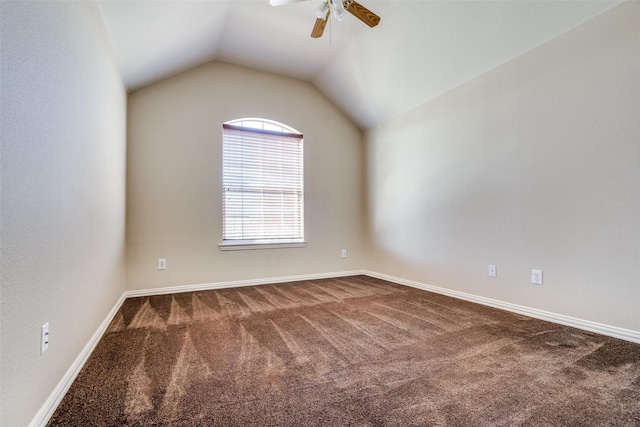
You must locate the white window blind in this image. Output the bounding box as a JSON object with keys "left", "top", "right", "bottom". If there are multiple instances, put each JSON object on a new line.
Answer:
{"left": 222, "top": 122, "right": 304, "bottom": 245}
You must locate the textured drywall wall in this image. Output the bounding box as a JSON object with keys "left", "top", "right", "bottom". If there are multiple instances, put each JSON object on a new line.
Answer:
{"left": 365, "top": 1, "right": 640, "bottom": 331}
{"left": 0, "top": 2, "right": 127, "bottom": 425}
{"left": 126, "top": 62, "right": 363, "bottom": 290}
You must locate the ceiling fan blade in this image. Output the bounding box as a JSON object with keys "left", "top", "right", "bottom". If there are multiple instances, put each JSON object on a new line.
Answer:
{"left": 269, "top": 0, "right": 310, "bottom": 6}
{"left": 346, "top": 1, "right": 380, "bottom": 27}
{"left": 310, "top": 12, "right": 329, "bottom": 38}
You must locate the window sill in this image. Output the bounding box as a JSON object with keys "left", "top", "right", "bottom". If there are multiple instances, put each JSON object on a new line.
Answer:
{"left": 219, "top": 241, "right": 307, "bottom": 251}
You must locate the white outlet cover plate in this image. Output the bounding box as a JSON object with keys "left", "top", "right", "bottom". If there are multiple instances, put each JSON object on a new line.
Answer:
{"left": 41, "top": 323, "right": 49, "bottom": 354}
{"left": 532, "top": 269, "right": 543, "bottom": 285}
{"left": 488, "top": 265, "right": 497, "bottom": 278}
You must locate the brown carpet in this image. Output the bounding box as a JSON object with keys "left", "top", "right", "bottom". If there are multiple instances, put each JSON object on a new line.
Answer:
{"left": 48, "top": 275, "right": 640, "bottom": 426}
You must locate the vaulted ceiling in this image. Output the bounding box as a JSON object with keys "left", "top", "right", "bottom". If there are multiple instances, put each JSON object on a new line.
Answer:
{"left": 97, "top": 0, "right": 621, "bottom": 129}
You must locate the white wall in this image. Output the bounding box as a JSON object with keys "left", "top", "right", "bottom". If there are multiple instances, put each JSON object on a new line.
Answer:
{"left": 126, "top": 62, "right": 364, "bottom": 290}
{"left": 365, "top": 2, "right": 640, "bottom": 331}
{"left": 0, "top": 2, "right": 127, "bottom": 425}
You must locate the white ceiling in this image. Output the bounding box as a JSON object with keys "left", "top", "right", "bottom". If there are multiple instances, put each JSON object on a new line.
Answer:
{"left": 97, "top": 0, "right": 621, "bottom": 129}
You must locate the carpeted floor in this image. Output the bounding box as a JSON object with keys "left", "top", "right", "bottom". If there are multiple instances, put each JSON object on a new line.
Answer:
{"left": 48, "top": 275, "right": 640, "bottom": 426}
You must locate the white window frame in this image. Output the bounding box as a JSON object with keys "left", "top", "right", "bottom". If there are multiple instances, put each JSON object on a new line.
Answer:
{"left": 219, "top": 118, "right": 305, "bottom": 251}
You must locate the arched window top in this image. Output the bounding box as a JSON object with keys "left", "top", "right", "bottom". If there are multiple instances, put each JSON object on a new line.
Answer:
{"left": 224, "top": 118, "right": 302, "bottom": 136}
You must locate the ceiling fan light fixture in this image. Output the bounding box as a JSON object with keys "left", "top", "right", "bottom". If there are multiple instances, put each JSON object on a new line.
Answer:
{"left": 329, "top": 0, "right": 347, "bottom": 21}
{"left": 315, "top": 3, "right": 329, "bottom": 19}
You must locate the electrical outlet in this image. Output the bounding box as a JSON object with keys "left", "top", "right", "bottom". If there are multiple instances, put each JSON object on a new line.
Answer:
{"left": 341, "top": 249, "right": 347, "bottom": 258}
{"left": 488, "top": 265, "right": 497, "bottom": 278}
{"left": 531, "top": 269, "right": 543, "bottom": 285}
{"left": 41, "top": 322, "right": 49, "bottom": 354}
{"left": 158, "top": 258, "right": 167, "bottom": 270}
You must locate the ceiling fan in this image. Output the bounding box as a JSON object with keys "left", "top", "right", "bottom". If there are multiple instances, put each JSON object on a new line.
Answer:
{"left": 269, "top": 0, "right": 381, "bottom": 39}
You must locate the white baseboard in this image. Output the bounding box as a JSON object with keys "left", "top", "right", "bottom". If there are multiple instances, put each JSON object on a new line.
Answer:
{"left": 364, "top": 270, "right": 640, "bottom": 344}
{"left": 125, "top": 270, "right": 366, "bottom": 298}
{"left": 28, "top": 292, "right": 127, "bottom": 427}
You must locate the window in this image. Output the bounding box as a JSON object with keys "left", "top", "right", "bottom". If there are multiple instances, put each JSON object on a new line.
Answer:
{"left": 221, "top": 118, "right": 304, "bottom": 250}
